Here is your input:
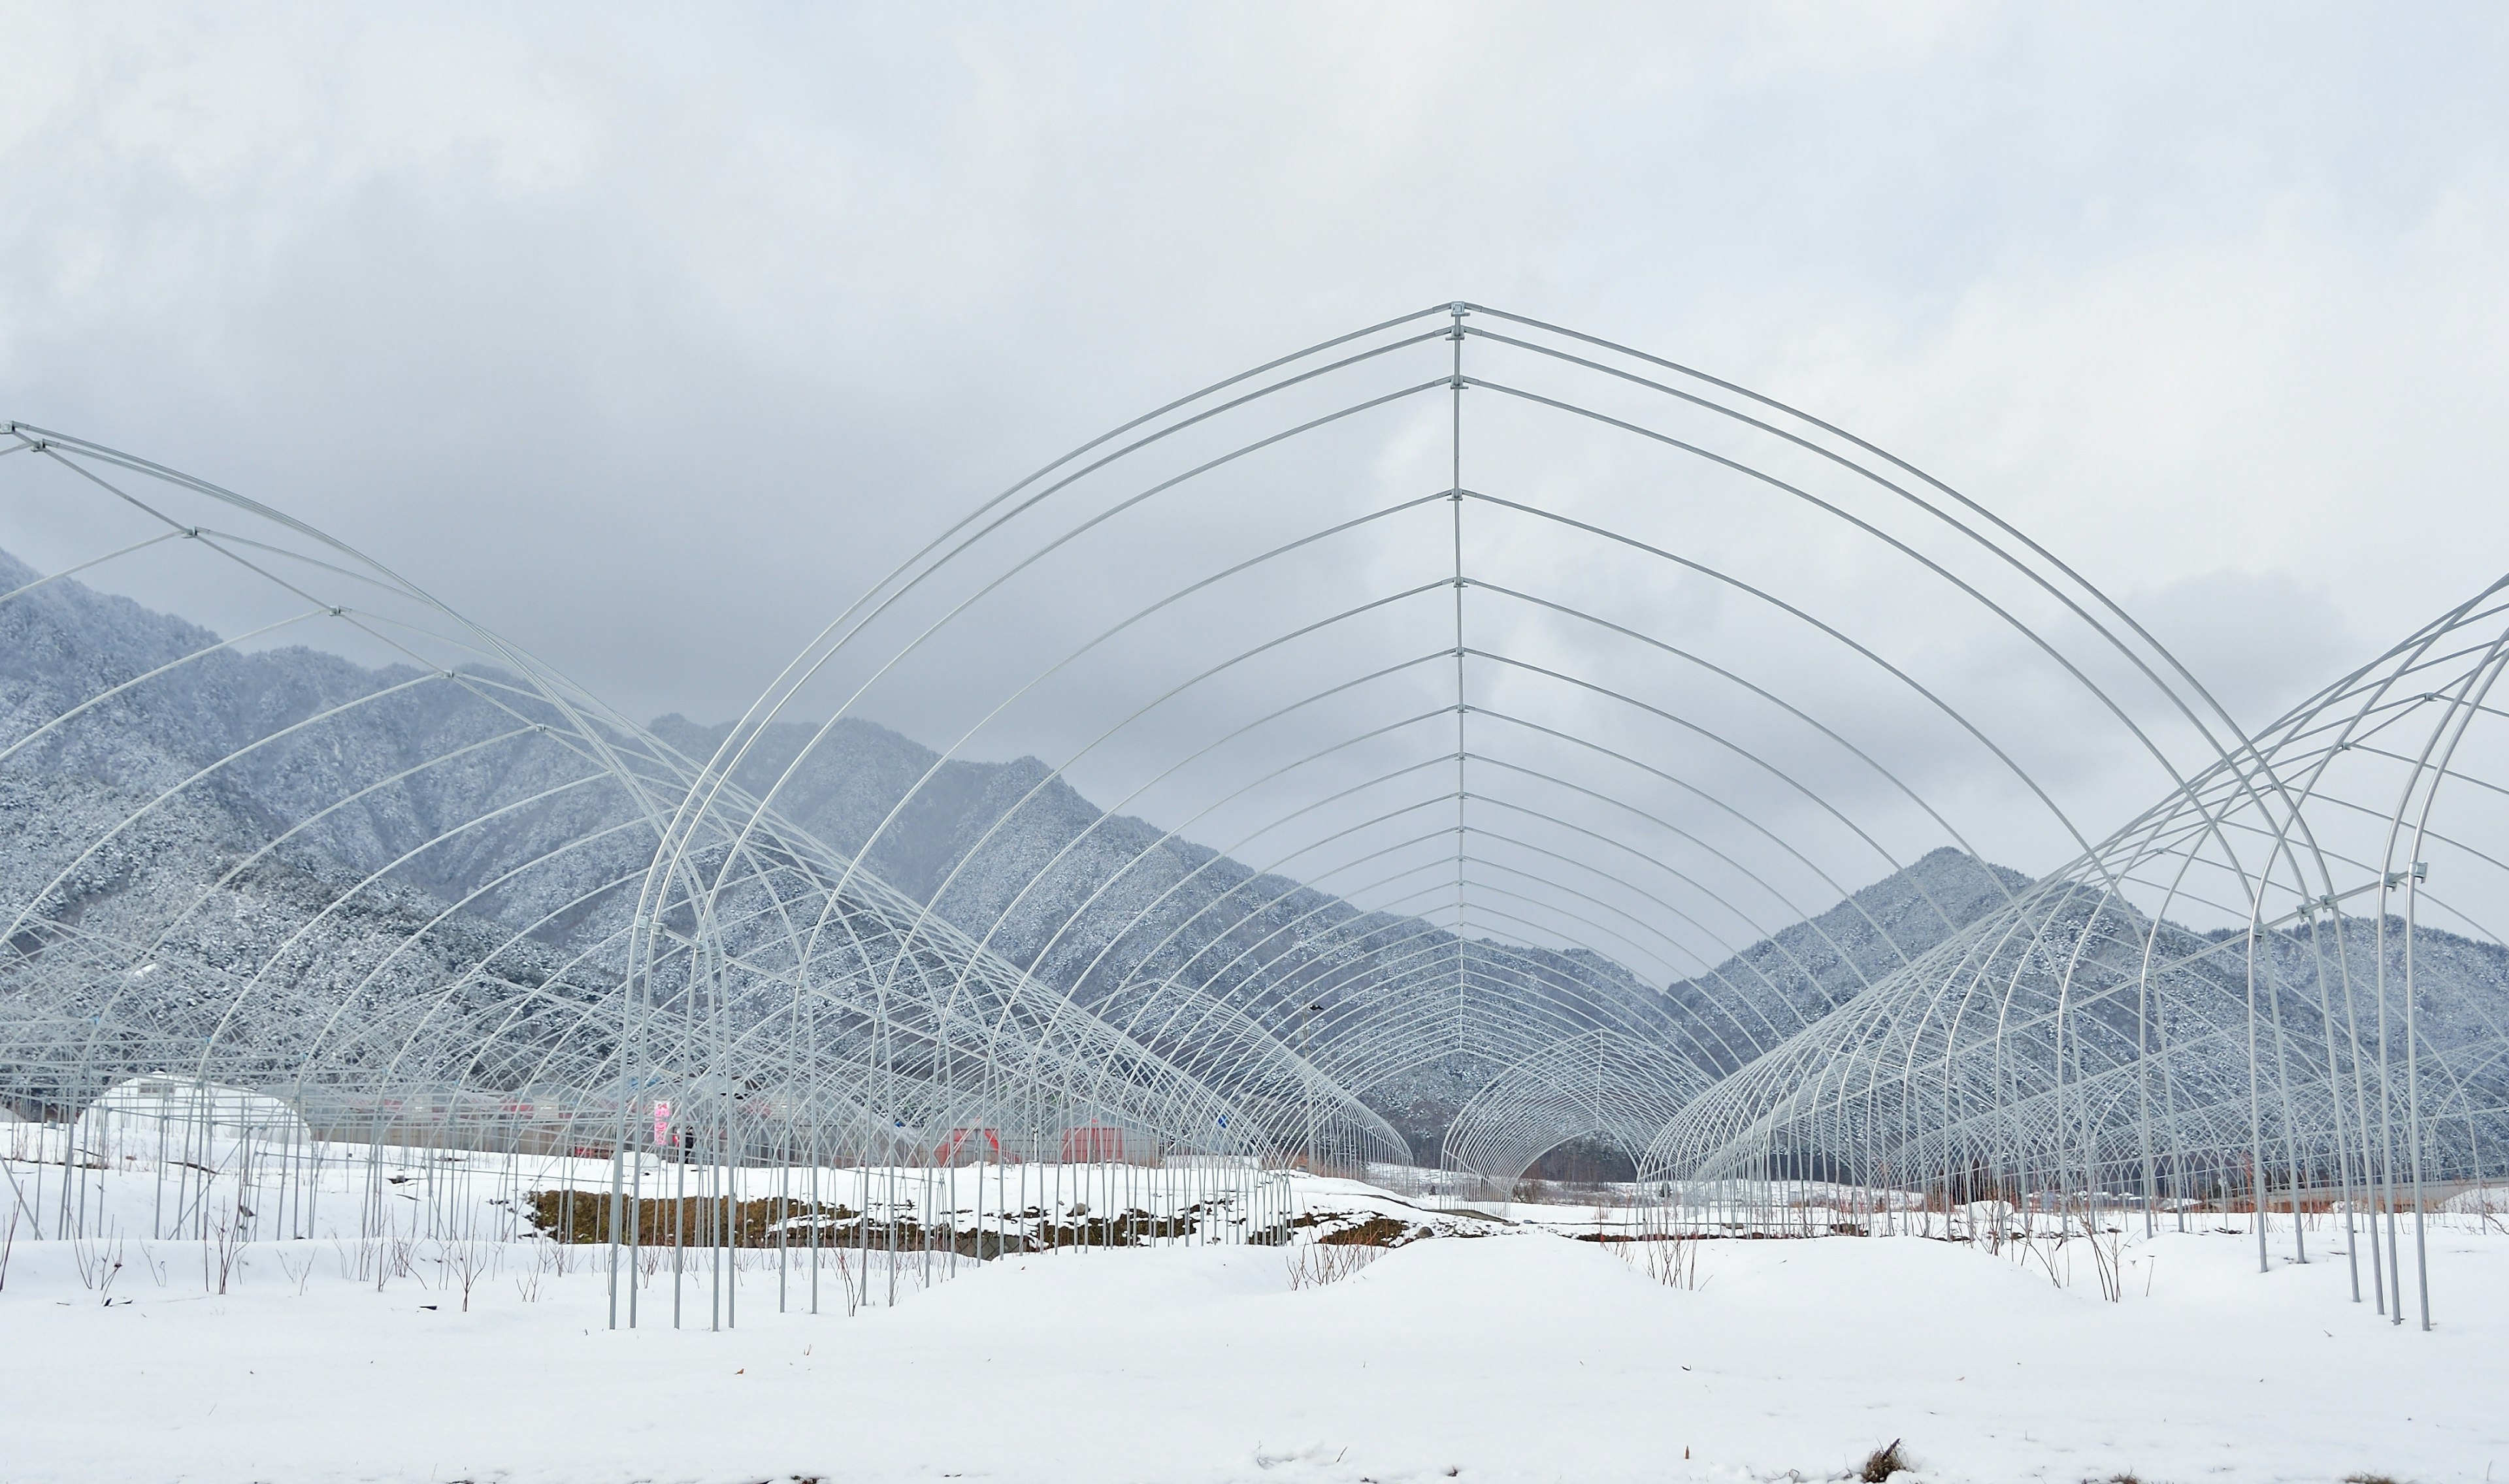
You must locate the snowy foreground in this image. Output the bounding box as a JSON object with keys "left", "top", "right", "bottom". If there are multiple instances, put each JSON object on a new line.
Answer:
{"left": 2, "top": 1191, "right": 2504, "bottom": 1483}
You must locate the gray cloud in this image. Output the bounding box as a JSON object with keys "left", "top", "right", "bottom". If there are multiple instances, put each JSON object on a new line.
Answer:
{"left": 4, "top": 1, "right": 2504, "bottom": 895}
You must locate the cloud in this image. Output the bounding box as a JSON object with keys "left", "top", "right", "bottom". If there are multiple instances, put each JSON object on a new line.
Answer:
{"left": 2122, "top": 568, "right": 2368, "bottom": 732}
{"left": 3, "top": 0, "right": 2504, "bottom": 916}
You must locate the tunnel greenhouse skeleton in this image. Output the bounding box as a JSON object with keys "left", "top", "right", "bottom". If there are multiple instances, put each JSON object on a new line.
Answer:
{"left": 3, "top": 305, "right": 2503, "bottom": 1338}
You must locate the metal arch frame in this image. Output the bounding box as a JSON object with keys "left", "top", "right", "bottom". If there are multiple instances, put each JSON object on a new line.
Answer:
{"left": 0, "top": 423, "right": 1315, "bottom": 1321}
{"left": 1443, "top": 1025, "right": 1713, "bottom": 1185}
{"left": 701, "top": 509, "right": 2037, "bottom": 1157}
{"left": 1637, "top": 594, "right": 2509, "bottom": 1332}
{"left": 641, "top": 306, "right": 2252, "bottom": 1212}
{"left": 7, "top": 302, "right": 2503, "bottom": 1342}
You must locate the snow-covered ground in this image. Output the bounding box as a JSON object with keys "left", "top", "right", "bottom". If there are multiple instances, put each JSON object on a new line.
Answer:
{"left": 2, "top": 1163, "right": 2502, "bottom": 1483}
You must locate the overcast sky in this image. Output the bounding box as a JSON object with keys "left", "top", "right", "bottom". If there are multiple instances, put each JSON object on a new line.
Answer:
{"left": 5, "top": 4, "right": 2506, "bottom": 888}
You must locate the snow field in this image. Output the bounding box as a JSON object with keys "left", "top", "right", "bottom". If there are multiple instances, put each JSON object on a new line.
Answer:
{"left": 2, "top": 1168, "right": 2503, "bottom": 1484}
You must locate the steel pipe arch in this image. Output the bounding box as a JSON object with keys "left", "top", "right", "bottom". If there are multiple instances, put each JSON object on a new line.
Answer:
{"left": 5, "top": 304, "right": 2500, "bottom": 1337}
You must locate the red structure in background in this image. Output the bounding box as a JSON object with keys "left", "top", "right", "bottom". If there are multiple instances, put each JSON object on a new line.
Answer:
{"left": 1060, "top": 1125, "right": 1126, "bottom": 1163}
{"left": 934, "top": 1127, "right": 1001, "bottom": 1165}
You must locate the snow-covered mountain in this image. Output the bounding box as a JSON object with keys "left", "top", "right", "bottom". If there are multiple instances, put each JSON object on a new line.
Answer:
{"left": 11, "top": 546, "right": 2501, "bottom": 1163}
{"left": 2, "top": 549, "right": 2020, "bottom": 1150}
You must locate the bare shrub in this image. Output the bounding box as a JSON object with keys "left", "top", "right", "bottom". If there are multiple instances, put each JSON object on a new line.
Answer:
{"left": 1858, "top": 1438, "right": 1909, "bottom": 1482}
{"left": 448, "top": 1238, "right": 488, "bottom": 1312}
{"left": 832, "top": 1242, "right": 859, "bottom": 1316}
{"left": 375, "top": 1231, "right": 415, "bottom": 1291}
{"left": 1622, "top": 1233, "right": 1704, "bottom": 1290}
{"left": 2086, "top": 1217, "right": 2124, "bottom": 1302}
{"left": 1286, "top": 1242, "right": 1383, "bottom": 1289}
{"left": 73, "top": 1230, "right": 125, "bottom": 1303}
{"left": 516, "top": 1240, "right": 553, "bottom": 1303}
{"left": 204, "top": 1201, "right": 246, "bottom": 1294}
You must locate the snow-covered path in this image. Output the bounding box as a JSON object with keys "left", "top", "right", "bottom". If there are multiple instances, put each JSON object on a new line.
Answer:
{"left": 2, "top": 1223, "right": 2501, "bottom": 1483}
